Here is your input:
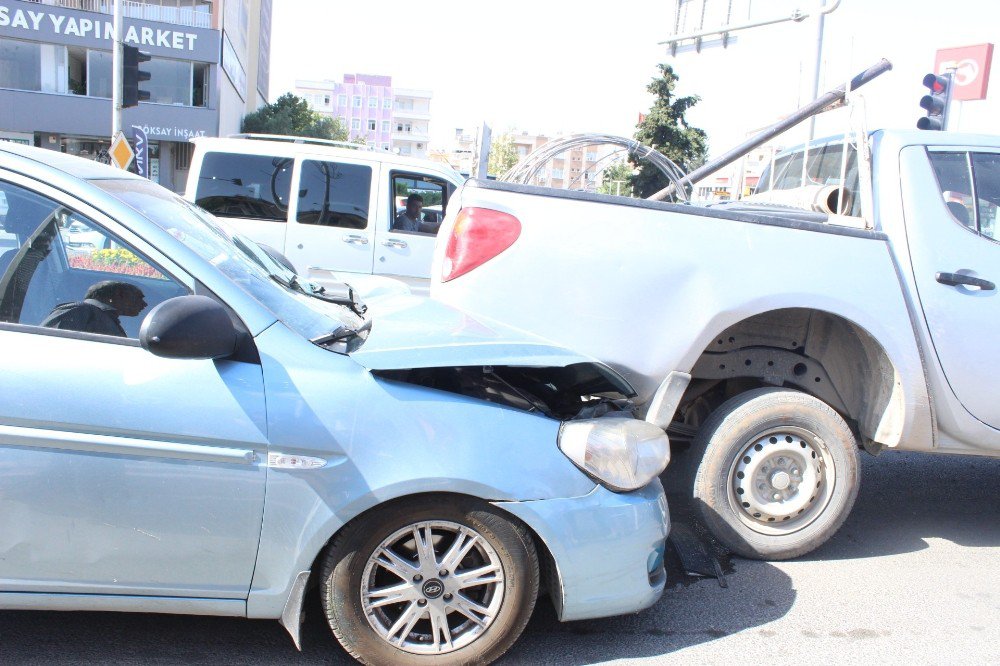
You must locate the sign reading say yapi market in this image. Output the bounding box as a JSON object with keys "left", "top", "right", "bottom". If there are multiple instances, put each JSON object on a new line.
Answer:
{"left": 935, "top": 43, "right": 995, "bottom": 102}
{"left": 0, "top": 1, "right": 219, "bottom": 62}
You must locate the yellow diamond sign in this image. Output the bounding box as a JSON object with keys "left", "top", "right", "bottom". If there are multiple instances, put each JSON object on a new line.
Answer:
{"left": 110, "top": 131, "right": 134, "bottom": 170}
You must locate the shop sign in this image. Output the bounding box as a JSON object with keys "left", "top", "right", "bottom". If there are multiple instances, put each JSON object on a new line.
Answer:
{"left": 131, "top": 124, "right": 207, "bottom": 140}
{"left": 0, "top": 1, "right": 219, "bottom": 61}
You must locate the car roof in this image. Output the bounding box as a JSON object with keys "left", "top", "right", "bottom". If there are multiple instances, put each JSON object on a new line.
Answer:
{"left": 0, "top": 141, "right": 146, "bottom": 182}
{"left": 191, "top": 136, "right": 465, "bottom": 180}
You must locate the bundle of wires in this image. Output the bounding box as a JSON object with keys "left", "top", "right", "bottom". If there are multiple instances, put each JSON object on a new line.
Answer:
{"left": 498, "top": 133, "right": 690, "bottom": 203}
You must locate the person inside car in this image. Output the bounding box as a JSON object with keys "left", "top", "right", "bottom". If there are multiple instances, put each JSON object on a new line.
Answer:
{"left": 41, "top": 280, "right": 147, "bottom": 337}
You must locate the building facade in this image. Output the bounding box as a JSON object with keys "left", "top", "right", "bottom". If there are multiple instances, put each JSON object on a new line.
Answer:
{"left": 433, "top": 128, "right": 620, "bottom": 190}
{"left": 0, "top": 0, "right": 272, "bottom": 192}
{"left": 296, "top": 74, "right": 432, "bottom": 158}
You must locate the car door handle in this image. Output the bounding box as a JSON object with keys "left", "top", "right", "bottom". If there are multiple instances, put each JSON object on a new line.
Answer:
{"left": 342, "top": 234, "right": 369, "bottom": 245}
{"left": 381, "top": 239, "right": 408, "bottom": 249}
{"left": 935, "top": 272, "right": 996, "bottom": 290}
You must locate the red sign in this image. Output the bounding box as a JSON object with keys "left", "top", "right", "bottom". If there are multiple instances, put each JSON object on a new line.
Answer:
{"left": 935, "top": 43, "right": 994, "bottom": 101}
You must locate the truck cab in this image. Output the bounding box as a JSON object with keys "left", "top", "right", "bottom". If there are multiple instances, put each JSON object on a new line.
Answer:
{"left": 184, "top": 135, "right": 466, "bottom": 294}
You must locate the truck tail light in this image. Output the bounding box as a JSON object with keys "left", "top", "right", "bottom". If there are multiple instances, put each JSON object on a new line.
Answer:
{"left": 440, "top": 207, "right": 521, "bottom": 282}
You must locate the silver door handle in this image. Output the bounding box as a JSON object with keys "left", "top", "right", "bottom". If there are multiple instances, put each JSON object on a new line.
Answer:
{"left": 342, "top": 234, "right": 369, "bottom": 245}
{"left": 381, "top": 239, "right": 408, "bottom": 249}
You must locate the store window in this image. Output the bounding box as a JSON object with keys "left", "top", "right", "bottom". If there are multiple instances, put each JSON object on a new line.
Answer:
{"left": 0, "top": 38, "right": 39, "bottom": 91}
{"left": 85, "top": 50, "right": 205, "bottom": 107}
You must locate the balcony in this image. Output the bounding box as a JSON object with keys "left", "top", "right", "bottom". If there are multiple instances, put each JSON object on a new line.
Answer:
{"left": 393, "top": 131, "right": 430, "bottom": 143}
{"left": 32, "top": 0, "right": 214, "bottom": 29}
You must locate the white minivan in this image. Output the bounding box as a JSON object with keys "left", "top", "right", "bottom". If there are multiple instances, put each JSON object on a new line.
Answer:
{"left": 184, "top": 135, "right": 466, "bottom": 294}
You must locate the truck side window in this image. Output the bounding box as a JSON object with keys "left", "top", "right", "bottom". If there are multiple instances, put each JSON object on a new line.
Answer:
{"left": 391, "top": 173, "right": 448, "bottom": 235}
{"left": 296, "top": 160, "right": 371, "bottom": 229}
{"left": 928, "top": 152, "right": 976, "bottom": 232}
{"left": 194, "top": 152, "right": 292, "bottom": 222}
{"left": 971, "top": 153, "right": 1000, "bottom": 241}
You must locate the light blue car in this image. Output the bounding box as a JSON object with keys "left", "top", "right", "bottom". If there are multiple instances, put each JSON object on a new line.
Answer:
{"left": 0, "top": 143, "right": 671, "bottom": 664}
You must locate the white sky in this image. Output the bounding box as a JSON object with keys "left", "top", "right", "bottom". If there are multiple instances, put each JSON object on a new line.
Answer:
{"left": 270, "top": 0, "right": 1000, "bottom": 158}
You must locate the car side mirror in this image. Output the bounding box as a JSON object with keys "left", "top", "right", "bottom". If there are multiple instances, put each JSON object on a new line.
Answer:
{"left": 139, "top": 295, "right": 238, "bottom": 360}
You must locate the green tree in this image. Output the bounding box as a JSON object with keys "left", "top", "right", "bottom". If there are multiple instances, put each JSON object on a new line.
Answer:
{"left": 598, "top": 161, "right": 636, "bottom": 197}
{"left": 241, "top": 93, "right": 348, "bottom": 140}
{"left": 488, "top": 132, "right": 520, "bottom": 177}
{"left": 631, "top": 64, "right": 707, "bottom": 198}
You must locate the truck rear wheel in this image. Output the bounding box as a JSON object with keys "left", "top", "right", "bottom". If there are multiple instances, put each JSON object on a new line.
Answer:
{"left": 687, "top": 388, "right": 860, "bottom": 560}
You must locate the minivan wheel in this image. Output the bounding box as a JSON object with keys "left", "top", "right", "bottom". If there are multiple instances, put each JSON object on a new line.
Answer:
{"left": 320, "top": 496, "right": 539, "bottom": 665}
{"left": 688, "top": 388, "right": 860, "bottom": 560}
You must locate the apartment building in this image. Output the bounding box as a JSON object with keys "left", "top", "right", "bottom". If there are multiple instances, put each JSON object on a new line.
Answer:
{"left": 435, "top": 129, "right": 620, "bottom": 190}
{"left": 0, "top": 0, "right": 272, "bottom": 191}
{"left": 296, "top": 74, "right": 433, "bottom": 158}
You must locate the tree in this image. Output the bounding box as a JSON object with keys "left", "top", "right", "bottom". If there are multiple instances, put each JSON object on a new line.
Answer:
{"left": 241, "top": 93, "right": 348, "bottom": 140}
{"left": 488, "top": 132, "right": 520, "bottom": 177}
{"left": 630, "top": 64, "right": 708, "bottom": 199}
{"left": 598, "top": 161, "right": 636, "bottom": 197}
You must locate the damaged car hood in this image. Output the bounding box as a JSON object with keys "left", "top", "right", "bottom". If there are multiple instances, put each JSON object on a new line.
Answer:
{"left": 350, "top": 295, "right": 635, "bottom": 397}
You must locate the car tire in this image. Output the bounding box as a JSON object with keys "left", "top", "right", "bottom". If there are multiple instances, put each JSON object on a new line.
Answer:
{"left": 687, "top": 388, "right": 860, "bottom": 560}
{"left": 319, "top": 496, "right": 539, "bottom": 665}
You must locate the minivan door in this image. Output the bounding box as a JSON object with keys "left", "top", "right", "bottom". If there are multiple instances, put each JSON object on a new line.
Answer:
{"left": 901, "top": 147, "right": 1000, "bottom": 428}
{"left": 283, "top": 157, "right": 377, "bottom": 284}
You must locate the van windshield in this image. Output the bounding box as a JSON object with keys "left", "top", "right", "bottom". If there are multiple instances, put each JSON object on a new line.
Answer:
{"left": 93, "top": 178, "right": 365, "bottom": 345}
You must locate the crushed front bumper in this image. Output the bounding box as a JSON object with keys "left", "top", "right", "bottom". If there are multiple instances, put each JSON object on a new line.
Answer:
{"left": 493, "top": 480, "right": 670, "bottom": 622}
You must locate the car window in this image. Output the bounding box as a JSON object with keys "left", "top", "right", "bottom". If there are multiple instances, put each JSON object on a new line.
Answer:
{"left": 194, "top": 151, "right": 293, "bottom": 222}
{"left": 296, "top": 159, "right": 371, "bottom": 229}
{"left": 0, "top": 179, "right": 187, "bottom": 339}
{"left": 971, "top": 153, "right": 1000, "bottom": 241}
{"left": 391, "top": 172, "right": 449, "bottom": 235}
{"left": 928, "top": 151, "right": 978, "bottom": 233}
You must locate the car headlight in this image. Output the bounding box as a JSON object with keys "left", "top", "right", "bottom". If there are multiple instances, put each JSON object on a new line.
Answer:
{"left": 558, "top": 417, "right": 671, "bottom": 492}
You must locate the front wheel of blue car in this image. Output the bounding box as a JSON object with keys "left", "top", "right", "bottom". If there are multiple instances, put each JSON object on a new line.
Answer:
{"left": 320, "top": 496, "right": 539, "bottom": 665}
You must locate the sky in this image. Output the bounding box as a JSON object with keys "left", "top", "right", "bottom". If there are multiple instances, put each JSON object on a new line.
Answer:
{"left": 269, "top": 0, "right": 1000, "bottom": 159}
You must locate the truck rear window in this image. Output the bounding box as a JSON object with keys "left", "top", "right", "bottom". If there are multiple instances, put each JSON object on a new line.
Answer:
{"left": 194, "top": 152, "right": 292, "bottom": 222}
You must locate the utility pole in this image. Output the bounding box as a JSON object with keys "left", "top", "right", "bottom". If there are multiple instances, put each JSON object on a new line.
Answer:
{"left": 807, "top": 0, "right": 826, "bottom": 140}
{"left": 111, "top": 0, "right": 123, "bottom": 141}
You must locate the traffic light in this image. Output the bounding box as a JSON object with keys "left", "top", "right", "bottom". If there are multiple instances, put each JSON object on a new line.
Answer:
{"left": 917, "top": 72, "right": 952, "bottom": 131}
{"left": 122, "top": 45, "right": 151, "bottom": 109}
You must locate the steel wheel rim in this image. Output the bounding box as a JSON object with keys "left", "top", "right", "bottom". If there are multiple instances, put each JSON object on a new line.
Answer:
{"left": 361, "top": 520, "right": 505, "bottom": 655}
{"left": 727, "top": 426, "right": 836, "bottom": 535}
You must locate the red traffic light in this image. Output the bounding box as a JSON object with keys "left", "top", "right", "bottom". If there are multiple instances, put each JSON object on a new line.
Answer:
{"left": 922, "top": 73, "right": 949, "bottom": 93}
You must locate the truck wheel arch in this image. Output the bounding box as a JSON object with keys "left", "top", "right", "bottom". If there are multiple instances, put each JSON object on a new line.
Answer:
{"left": 676, "top": 308, "right": 906, "bottom": 450}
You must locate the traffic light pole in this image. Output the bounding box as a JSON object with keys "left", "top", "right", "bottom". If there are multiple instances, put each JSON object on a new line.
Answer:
{"left": 111, "top": 0, "right": 123, "bottom": 142}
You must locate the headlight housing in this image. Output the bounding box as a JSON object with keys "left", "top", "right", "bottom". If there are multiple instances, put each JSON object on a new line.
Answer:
{"left": 558, "top": 417, "right": 671, "bottom": 492}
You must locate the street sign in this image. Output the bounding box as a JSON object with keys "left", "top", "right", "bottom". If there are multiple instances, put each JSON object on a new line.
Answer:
{"left": 132, "top": 125, "right": 148, "bottom": 178}
{"left": 935, "top": 43, "right": 994, "bottom": 101}
{"left": 109, "top": 131, "right": 135, "bottom": 170}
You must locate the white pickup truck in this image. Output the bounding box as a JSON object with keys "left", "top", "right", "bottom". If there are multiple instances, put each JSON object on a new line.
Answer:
{"left": 431, "top": 129, "right": 1000, "bottom": 560}
{"left": 184, "top": 135, "right": 465, "bottom": 294}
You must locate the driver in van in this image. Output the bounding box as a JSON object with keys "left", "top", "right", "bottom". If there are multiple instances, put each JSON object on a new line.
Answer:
{"left": 394, "top": 193, "right": 424, "bottom": 232}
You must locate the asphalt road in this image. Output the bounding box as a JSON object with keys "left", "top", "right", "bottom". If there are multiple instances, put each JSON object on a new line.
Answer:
{"left": 1, "top": 450, "right": 997, "bottom": 664}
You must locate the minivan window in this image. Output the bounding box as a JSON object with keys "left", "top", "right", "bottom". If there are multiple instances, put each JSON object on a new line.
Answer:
{"left": 194, "top": 152, "right": 292, "bottom": 222}
{"left": 297, "top": 160, "right": 371, "bottom": 229}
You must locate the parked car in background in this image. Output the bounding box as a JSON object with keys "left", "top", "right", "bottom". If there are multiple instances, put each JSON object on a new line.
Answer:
{"left": 432, "top": 129, "right": 1000, "bottom": 561}
{"left": 0, "top": 143, "right": 671, "bottom": 664}
{"left": 184, "top": 135, "right": 465, "bottom": 294}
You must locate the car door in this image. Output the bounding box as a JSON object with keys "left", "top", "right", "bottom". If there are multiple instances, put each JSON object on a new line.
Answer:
{"left": 0, "top": 175, "right": 268, "bottom": 600}
{"left": 373, "top": 170, "right": 453, "bottom": 289}
{"left": 283, "top": 156, "right": 377, "bottom": 284}
{"left": 192, "top": 150, "right": 292, "bottom": 254}
{"left": 901, "top": 146, "right": 1000, "bottom": 428}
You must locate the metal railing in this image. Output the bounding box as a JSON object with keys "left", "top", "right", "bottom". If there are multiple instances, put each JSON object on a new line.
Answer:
{"left": 32, "top": 0, "right": 213, "bottom": 29}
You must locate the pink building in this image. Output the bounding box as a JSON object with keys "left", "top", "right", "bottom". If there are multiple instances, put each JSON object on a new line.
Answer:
{"left": 296, "top": 74, "right": 432, "bottom": 157}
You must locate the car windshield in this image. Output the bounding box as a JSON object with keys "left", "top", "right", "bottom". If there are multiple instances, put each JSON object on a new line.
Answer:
{"left": 92, "top": 178, "right": 366, "bottom": 346}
